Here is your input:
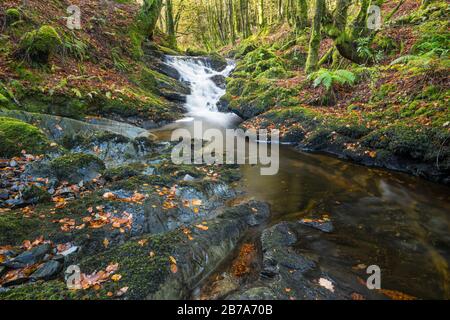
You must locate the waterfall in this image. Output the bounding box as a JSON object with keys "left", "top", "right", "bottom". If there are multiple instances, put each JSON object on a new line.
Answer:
{"left": 165, "top": 56, "right": 239, "bottom": 127}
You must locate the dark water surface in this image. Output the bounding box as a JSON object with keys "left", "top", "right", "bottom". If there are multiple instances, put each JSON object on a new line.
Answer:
{"left": 154, "top": 56, "right": 450, "bottom": 299}
{"left": 240, "top": 145, "right": 450, "bottom": 299}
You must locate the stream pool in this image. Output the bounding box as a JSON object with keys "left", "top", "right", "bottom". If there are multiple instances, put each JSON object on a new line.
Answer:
{"left": 151, "top": 56, "right": 450, "bottom": 299}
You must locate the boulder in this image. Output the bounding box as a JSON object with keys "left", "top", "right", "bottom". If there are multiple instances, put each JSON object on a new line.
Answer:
{"left": 2, "top": 244, "right": 52, "bottom": 269}
{"left": 210, "top": 75, "right": 226, "bottom": 89}
{"left": 30, "top": 260, "right": 62, "bottom": 280}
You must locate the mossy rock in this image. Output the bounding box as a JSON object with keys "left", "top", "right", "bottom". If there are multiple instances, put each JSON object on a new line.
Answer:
{"left": 234, "top": 42, "right": 257, "bottom": 59}
{"left": 22, "top": 185, "right": 51, "bottom": 204}
{"left": 0, "top": 280, "right": 81, "bottom": 300}
{"left": 185, "top": 48, "right": 208, "bottom": 56}
{"left": 5, "top": 8, "right": 21, "bottom": 26}
{"left": 362, "top": 125, "right": 430, "bottom": 160}
{"left": 0, "top": 117, "right": 52, "bottom": 157}
{"left": 50, "top": 153, "right": 105, "bottom": 183}
{"left": 19, "top": 25, "right": 62, "bottom": 64}
{"left": 0, "top": 213, "right": 41, "bottom": 245}
{"left": 207, "top": 53, "right": 228, "bottom": 71}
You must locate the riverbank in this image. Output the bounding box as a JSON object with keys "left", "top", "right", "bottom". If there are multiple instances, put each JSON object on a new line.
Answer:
{"left": 219, "top": 1, "right": 449, "bottom": 185}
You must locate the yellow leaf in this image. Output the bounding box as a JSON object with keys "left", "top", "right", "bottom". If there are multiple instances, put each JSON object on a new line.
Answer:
{"left": 138, "top": 239, "right": 148, "bottom": 247}
{"left": 111, "top": 274, "right": 122, "bottom": 282}
{"left": 103, "top": 238, "right": 109, "bottom": 248}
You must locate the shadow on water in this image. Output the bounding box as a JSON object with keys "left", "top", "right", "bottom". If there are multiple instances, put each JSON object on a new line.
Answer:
{"left": 240, "top": 146, "right": 450, "bottom": 299}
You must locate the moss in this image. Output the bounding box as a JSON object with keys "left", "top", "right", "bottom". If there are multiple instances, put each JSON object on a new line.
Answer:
{"left": 103, "top": 163, "right": 147, "bottom": 182}
{"left": 5, "top": 8, "right": 21, "bottom": 26}
{"left": 371, "top": 83, "right": 397, "bottom": 102}
{"left": 78, "top": 230, "right": 183, "bottom": 299}
{"left": 207, "top": 53, "right": 228, "bottom": 71}
{"left": 0, "top": 117, "right": 52, "bottom": 157}
{"left": 234, "top": 41, "right": 257, "bottom": 59}
{"left": 0, "top": 213, "right": 40, "bottom": 245}
{"left": 22, "top": 185, "right": 51, "bottom": 204}
{"left": 109, "top": 174, "right": 171, "bottom": 191}
{"left": 19, "top": 25, "right": 62, "bottom": 64}
{"left": 62, "top": 131, "right": 130, "bottom": 150}
{"left": 0, "top": 93, "right": 10, "bottom": 108}
{"left": 50, "top": 153, "right": 105, "bottom": 182}
{"left": 20, "top": 93, "right": 87, "bottom": 119}
{"left": 0, "top": 280, "right": 80, "bottom": 300}
{"left": 362, "top": 124, "right": 430, "bottom": 160}
{"left": 185, "top": 48, "right": 208, "bottom": 56}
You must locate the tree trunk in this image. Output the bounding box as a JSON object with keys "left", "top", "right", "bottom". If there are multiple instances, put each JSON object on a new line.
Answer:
{"left": 295, "top": 0, "right": 308, "bottom": 30}
{"left": 140, "top": 0, "right": 164, "bottom": 40}
{"left": 305, "top": 0, "right": 325, "bottom": 73}
{"left": 165, "top": 0, "right": 176, "bottom": 48}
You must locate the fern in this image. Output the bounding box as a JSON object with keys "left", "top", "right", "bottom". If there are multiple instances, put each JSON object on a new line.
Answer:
{"left": 307, "top": 69, "right": 356, "bottom": 105}
{"left": 308, "top": 69, "right": 356, "bottom": 91}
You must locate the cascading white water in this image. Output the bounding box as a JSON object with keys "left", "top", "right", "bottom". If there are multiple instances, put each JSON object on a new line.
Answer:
{"left": 165, "top": 56, "right": 239, "bottom": 127}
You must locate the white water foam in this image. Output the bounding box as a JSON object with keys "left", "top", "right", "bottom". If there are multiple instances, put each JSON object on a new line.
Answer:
{"left": 165, "top": 56, "right": 239, "bottom": 127}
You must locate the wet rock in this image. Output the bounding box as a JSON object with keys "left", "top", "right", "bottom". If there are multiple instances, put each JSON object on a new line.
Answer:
{"left": 1, "top": 276, "right": 29, "bottom": 287}
{"left": 159, "top": 91, "right": 187, "bottom": 103}
{"left": 210, "top": 75, "right": 226, "bottom": 89}
{"left": 230, "top": 222, "right": 385, "bottom": 300}
{"left": 243, "top": 201, "right": 271, "bottom": 227}
{"left": 216, "top": 95, "right": 230, "bottom": 113}
{"left": 52, "top": 254, "right": 65, "bottom": 264}
{"left": 182, "top": 174, "right": 195, "bottom": 181}
{"left": 152, "top": 60, "right": 181, "bottom": 80}
{"left": 59, "top": 246, "right": 78, "bottom": 257}
{"left": 205, "top": 54, "right": 228, "bottom": 72}
{"left": 77, "top": 201, "right": 270, "bottom": 300}
{"left": 0, "top": 190, "right": 9, "bottom": 200}
{"left": 227, "top": 286, "right": 277, "bottom": 300}
{"left": 49, "top": 153, "right": 105, "bottom": 184}
{"left": 5, "top": 198, "right": 24, "bottom": 207}
{"left": 2, "top": 244, "right": 52, "bottom": 269}
{"left": 143, "top": 185, "right": 238, "bottom": 235}
{"left": 142, "top": 120, "right": 158, "bottom": 130}
{"left": 298, "top": 219, "right": 334, "bottom": 233}
{"left": 21, "top": 185, "right": 51, "bottom": 205}
{"left": 0, "top": 266, "right": 7, "bottom": 278}
{"left": 30, "top": 260, "right": 62, "bottom": 281}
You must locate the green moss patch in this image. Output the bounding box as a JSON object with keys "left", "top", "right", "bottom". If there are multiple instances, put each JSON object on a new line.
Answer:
{"left": 0, "top": 117, "right": 53, "bottom": 157}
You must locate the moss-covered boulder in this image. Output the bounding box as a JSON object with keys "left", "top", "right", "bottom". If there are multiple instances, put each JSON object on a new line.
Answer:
{"left": 0, "top": 117, "right": 52, "bottom": 157}
{"left": 49, "top": 153, "right": 105, "bottom": 183}
{"left": 5, "top": 8, "right": 21, "bottom": 26}
{"left": 207, "top": 53, "right": 228, "bottom": 71}
{"left": 19, "top": 25, "right": 62, "bottom": 64}
{"left": 22, "top": 185, "right": 51, "bottom": 205}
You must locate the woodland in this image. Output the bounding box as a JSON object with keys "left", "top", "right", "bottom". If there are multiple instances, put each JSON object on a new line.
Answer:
{"left": 0, "top": 0, "right": 448, "bottom": 300}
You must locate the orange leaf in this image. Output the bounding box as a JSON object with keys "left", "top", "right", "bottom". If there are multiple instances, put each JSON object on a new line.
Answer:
{"left": 195, "top": 224, "right": 208, "bottom": 231}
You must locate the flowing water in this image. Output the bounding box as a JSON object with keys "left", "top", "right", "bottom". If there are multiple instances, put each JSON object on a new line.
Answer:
{"left": 152, "top": 56, "right": 450, "bottom": 299}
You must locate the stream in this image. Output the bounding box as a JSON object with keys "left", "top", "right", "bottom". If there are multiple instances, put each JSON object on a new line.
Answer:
{"left": 151, "top": 56, "right": 450, "bottom": 299}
